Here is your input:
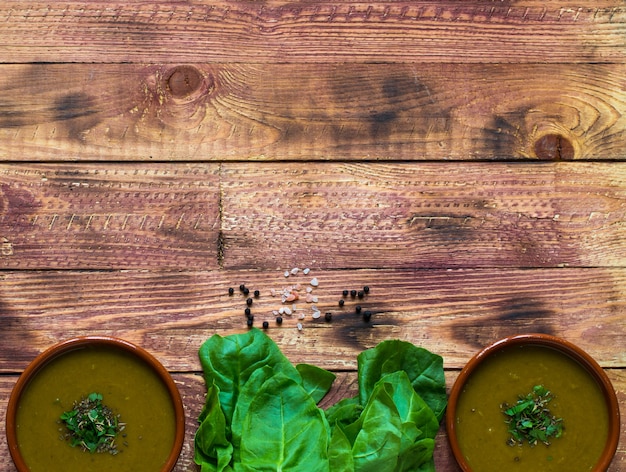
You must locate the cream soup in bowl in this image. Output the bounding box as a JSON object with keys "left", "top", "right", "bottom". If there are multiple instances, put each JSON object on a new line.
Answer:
{"left": 446, "top": 334, "right": 620, "bottom": 472}
{"left": 6, "top": 337, "right": 185, "bottom": 472}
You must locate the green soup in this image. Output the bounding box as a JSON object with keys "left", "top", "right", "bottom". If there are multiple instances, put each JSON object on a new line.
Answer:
{"left": 455, "top": 345, "right": 609, "bottom": 472}
{"left": 15, "top": 345, "right": 177, "bottom": 472}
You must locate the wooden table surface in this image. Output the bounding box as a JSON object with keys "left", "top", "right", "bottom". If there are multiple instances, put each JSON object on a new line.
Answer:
{"left": 0, "top": 1, "right": 625, "bottom": 470}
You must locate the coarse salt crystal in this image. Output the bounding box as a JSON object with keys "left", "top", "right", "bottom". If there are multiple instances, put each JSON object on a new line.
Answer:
{"left": 310, "top": 277, "right": 319, "bottom": 287}
{"left": 297, "top": 322, "right": 303, "bottom": 331}
{"left": 298, "top": 313, "right": 305, "bottom": 320}
{"left": 279, "top": 307, "right": 285, "bottom": 315}
{"left": 312, "top": 311, "right": 321, "bottom": 319}
{"left": 284, "top": 271, "right": 290, "bottom": 277}
{"left": 306, "top": 287, "right": 313, "bottom": 293}
{"left": 284, "top": 307, "right": 292, "bottom": 315}
{"left": 303, "top": 268, "right": 310, "bottom": 275}
{"left": 291, "top": 268, "right": 300, "bottom": 275}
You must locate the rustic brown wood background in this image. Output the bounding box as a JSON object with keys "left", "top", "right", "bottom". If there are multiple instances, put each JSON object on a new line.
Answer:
{"left": 0, "top": 1, "right": 625, "bottom": 470}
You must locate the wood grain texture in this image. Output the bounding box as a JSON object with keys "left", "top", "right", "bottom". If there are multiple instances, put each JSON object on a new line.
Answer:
{"left": 0, "top": 162, "right": 626, "bottom": 269}
{"left": 0, "top": 164, "right": 220, "bottom": 269}
{"left": 2, "top": 162, "right": 624, "bottom": 270}
{"left": 0, "top": 268, "right": 624, "bottom": 372}
{"left": 0, "top": 1, "right": 624, "bottom": 63}
{"left": 0, "top": 0, "right": 624, "bottom": 469}
{"left": 1, "top": 370, "right": 625, "bottom": 471}
{"left": 221, "top": 162, "right": 626, "bottom": 269}
{"left": 0, "top": 64, "right": 624, "bottom": 161}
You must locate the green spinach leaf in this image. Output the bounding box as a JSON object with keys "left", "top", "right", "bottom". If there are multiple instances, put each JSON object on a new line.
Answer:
{"left": 348, "top": 380, "right": 403, "bottom": 472}
{"left": 194, "top": 382, "right": 234, "bottom": 472}
{"left": 396, "top": 439, "right": 435, "bottom": 472}
{"left": 336, "top": 371, "right": 439, "bottom": 472}
{"left": 380, "top": 371, "right": 439, "bottom": 440}
{"left": 237, "top": 374, "right": 331, "bottom": 472}
{"left": 230, "top": 365, "right": 276, "bottom": 462}
{"left": 324, "top": 396, "right": 362, "bottom": 428}
{"left": 296, "top": 363, "right": 336, "bottom": 404}
{"left": 195, "top": 329, "right": 447, "bottom": 472}
{"left": 357, "top": 339, "right": 447, "bottom": 421}
{"left": 199, "top": 328, "right": 302, "bottom": 427}
{"left": 328, "top": 425, "right": 354, "bottom": 472}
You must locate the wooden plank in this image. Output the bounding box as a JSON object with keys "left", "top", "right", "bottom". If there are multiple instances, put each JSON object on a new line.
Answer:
{"left": 221, "top": 162, "right": 626, "bottom": 269}
{"left": 0, "top": 2, "right": 624, "bottom": 63}
{"left": 2, "top": 162, "right": 624, "bottom": 270}
{"left": 0, "top": 268, "right": 624, "bottom": 372}
{"left": 0, "top": 63, "right": 624, "bottom": 161}
{"left": 0, "top": 164, "right": 221, "bottom": 269}
{"left": 1, "top": 370, "right": 625, "bottom": 471}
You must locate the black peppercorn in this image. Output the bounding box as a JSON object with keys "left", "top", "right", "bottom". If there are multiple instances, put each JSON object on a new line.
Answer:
{"left": 262, "top": 321, "right": 269, "bottom": 329}
{"left": 363, "top": 311, "right": 372, "bottom": 321}
{"left": 355, "top": 305, "right": 362, "bottom": 314}
{"left": 325, "top": 312, "right": 332, "bottom": 322}
{"left": 245, "top": 307, "right": 251, "bottom": 317}
{"left": 239, "top": 284, "right": 246, "bottom": 292}
{"left": 246, "top": 317, "right": 253, "bottom": 327}
{"left": 339, "top": 299, "right": 345, "bottom": 307}
{"left": 243, "top": 287, "right": 250, "bottom": 296}
{"left": 246, "top": 297, "right": 253, "bottom": 306}
{"left": 254, "top": 290, "right": 260, "bottom": 298}
{"left": 342, "top": 290, "right": 349, "bottom": 297}
{"left": 358, "top": 291, "right": 364, "bottom": 299}
{"left": 363, "top": 286, "right": 370, "bottom": 293}
{"left": 228, "top": 287, "right": 235, "bottom": 295}
{"left": 350, "top": 290, "right": 357, "bottom": 298}
{"left": 276, "top": 316, "right": 283, "bottom": 324}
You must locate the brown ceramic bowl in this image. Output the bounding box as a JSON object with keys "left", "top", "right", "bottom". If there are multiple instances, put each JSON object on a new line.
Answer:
{"left": 446, "top": 333, "right": 620, "bottom": 472}
{"left": 6, "top": 336, "right": 185, "bottom": 472}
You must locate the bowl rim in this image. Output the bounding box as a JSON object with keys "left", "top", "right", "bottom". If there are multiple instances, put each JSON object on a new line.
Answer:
{"left": 5, "top": 336, "right": 186, "bottom": 472}
{"left": 445, "top": 333, "right": 621, "bottom": 472}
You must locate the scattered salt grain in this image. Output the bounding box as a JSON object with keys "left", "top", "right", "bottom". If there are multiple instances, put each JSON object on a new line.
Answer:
{"left": 306, "top": 287, "right": 313, "bottom": 293}
{"left": 298, "top": 313, "right": 305, "bottom": 320}
{"left": 303, "top": 268, "right": 311, "bottom": 275}
{"left": 283, "top": 307, "right": 292, "bottom": 315}
{"left": 290, "top": 268, "right": 300, "bottom": 275}
{"left": 305, "top": 293, "right": 315, "bottom": 303}
{"left": 284, "top": 271, "right": 290, "bottom": 278}
{"left": 279, "top": 307, "right": 285, "bottom": 315}
{"left": 312, "top": 311, "right": 321, "bottom": 319}
{"left": 310, "top": 277, "right": 319, "bottom": 287}
{"left": 297, "top": 322, "right": 303, "bottom": 331}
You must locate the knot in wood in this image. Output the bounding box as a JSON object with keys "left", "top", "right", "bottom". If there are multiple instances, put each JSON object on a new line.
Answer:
{"left": 166, "top": 66, "right": 210, "bottom": 99}
{"left": 534, "top": 133, "right": 575, "bottom": 160}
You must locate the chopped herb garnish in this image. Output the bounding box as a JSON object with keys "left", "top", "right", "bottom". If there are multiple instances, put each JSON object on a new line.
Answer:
{"left": 501, "top": 385, "right": 563, "bottom": 447}
{"left": 60, "top": 392, "right": 125, "bottom": 455}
